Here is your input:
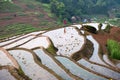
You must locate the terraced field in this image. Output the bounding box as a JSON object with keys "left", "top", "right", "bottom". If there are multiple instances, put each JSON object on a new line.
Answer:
{"left": 0, "top": 23, "right": 120, "bottom": 80}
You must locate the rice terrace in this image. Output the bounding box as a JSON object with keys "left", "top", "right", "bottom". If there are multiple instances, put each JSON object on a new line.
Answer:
{"left": 0, "top": 0, "right": 120, "bottom": 80}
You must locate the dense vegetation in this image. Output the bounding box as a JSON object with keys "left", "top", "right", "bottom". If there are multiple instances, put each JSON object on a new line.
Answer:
{"left": 37, "top": 0, "right": 120, "bottom": 22}
{"left": 1, "top": 0, "right": 120, "bottom": 25}
{"left": 107, "top": 39, "right": 120, "bottom": 60}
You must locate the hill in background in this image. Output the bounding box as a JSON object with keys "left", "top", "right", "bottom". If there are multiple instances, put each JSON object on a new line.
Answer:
{"left": 0, "top": 0, "right": 61, "bottom": 28}
{"left": 0, "top": 0, "right": 120, "bottom": 40}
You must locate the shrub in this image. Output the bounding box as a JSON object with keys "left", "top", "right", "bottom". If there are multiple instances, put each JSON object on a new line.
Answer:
{"left": 98, "top": 23, "right": 102, "bottom": 31}
{"left": 46, "top": 40, "right": 58, "bottom": 55}
{"left": 104, "top": 24, "right": 111, "bottom": 33}
{"left": 107, "top": 39, "right": 120, "bottom": 60}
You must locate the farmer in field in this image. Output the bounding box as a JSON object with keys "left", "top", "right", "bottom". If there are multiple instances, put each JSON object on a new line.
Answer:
{"left": 63, "top": 19, "right": 67, "bottom": 26}
{"left": 63, "top": 19, "right": 67, "bottom": 33}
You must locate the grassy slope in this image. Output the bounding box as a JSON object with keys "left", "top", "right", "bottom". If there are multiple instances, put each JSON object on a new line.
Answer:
{"left": 0, "top": 24, "right": 40, "bottom": 40}
{"left": 0, "top": 1, "right": 22, "bottom": 12}
{"left": 0, "top": 0, "right": 64, "bottom": 40}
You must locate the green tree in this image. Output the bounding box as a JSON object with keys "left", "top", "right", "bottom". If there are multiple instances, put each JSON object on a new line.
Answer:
{"left": 39, "top": 0, "right": 120, "bottom": 22}
{"left": 50, "top": 0, "right": 65, "bottom": 20}
{"left": 36, "top": 0, "right": 50, "bottom": 3}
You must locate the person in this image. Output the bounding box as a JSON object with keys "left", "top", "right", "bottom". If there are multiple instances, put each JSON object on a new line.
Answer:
{"left": 63, "top": 19, "right": 67, "bottom": 26}
{"left": 13, "top": 14, "right": 17, "bottom": 17}
{"left": 64, "top": 28, "right": 66, "bottom": 33}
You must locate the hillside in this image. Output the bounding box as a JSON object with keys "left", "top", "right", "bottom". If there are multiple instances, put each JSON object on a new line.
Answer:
{"left": 0, "top": 0, "right": 65, "bottom": 40}
{"left": 0, "top": 0, "right": 60, "bottom": 28}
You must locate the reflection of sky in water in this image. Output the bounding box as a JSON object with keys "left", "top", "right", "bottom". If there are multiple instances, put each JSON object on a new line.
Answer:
{"left": 0, "top": 50, "right": 14, "bottom": 66}
{"left": 34, "top": 49, "right": 73, "bottom": 80}
{"left": 0, "top": 69, "right": 16, "bottom": 80}
{"left": 0, "top": 34, "right": 30, "bottom": 46}
{"left": 9, "top": 50, "right": 58, "bottom": 80}
{"left": 56, "top": 56, "right": 107, "bottom": 80}
{"left": 4, "top": 36, "right": 34, "bottom": 49}
{"left": 43, "top": 27, "right": 85, "bottom": 57}
{"left": 87, "top": 35, "right": 107, "bottom": 66}
{"left": 103, "top": 55, "right": 116, "bottom": 67}
{"left": 20, "top": 37, "right": 49, "bottom": 49}
{"left": 78, "top": 59, "right": 120, "bottom": 80}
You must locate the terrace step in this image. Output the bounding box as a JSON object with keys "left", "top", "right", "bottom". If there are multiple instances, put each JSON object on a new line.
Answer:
{"left": 78, "top": 59, "right": 120, "bottom": 80}
{"left": 0, "top": 34, "right": 30, "bottom": 47}
{"left": 103, "top": 54, "right": 120, "bottom": 70}
{"left": 83, "top": 23, "right": 107, "bottom": 31}
{"left": 0, "top": 49, "right": 16, "bottom": 67}
{"left": 3, "top": 36, "right": 35, "bottom": 49}
{"left": 33, "top": 48, "right": 76, "bottom": 80}
{"left": 0, "top": 69, "right": 16, "bottom": 80}
{"left": 43, "top": 27, "right": 85, "bottom": 57}
{"left": 19, "top": 36, "right": 50, "bottom": 49}
{"left": 0, "top": 30, "right": 45, "bottom": 47}
{"left": 87, "top": 35, "right": 109, "bottom": 66}
{"left": 9, "top": 49, "right": 59, "bottom": 80}
{"left": 56, "top": 56, "right": 108, "bottom": 80}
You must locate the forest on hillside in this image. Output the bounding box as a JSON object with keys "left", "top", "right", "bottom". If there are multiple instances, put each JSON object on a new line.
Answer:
{"left": 1, "top": 0, "right": 120, "bottom": 22}
{"left": 37, "top": 0, "right": 120, "bottom": 21}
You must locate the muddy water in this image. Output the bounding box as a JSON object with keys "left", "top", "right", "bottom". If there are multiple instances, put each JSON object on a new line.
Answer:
{"left": 34, "top": 49, "right": 74, "bottom": 80}
{"left": 9, "top": 50, "right": 58, "bottom": 80}
{"left": 78, "top": 59, "right": 120, "bottom": 80}
{"left": 56, "top": 56, "right": 107, "bottom": 80}
{"left": 0, "top": 69, "right": 16, "bottom": 80}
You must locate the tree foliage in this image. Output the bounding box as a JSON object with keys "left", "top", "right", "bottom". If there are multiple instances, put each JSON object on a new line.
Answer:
{"left": 36, "top": 0, "right": 50, "bottom": 3}
{"left": 38, "top": 0, "right": 120, "bottom": 21}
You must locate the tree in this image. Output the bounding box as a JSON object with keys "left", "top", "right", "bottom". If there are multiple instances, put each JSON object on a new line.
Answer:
{"left": 39, "top": 0, "right": 120, "bottom": 22}
{"left": 36, "top": 0, "right": 50, "bottom": 3}
{"left": 50, "top": 0, "right": 65, "bottom": 20}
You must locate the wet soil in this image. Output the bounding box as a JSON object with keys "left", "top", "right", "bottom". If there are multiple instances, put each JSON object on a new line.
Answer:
{"left": 92, "top": 27, "right": 120, "bottom": 54}
{"left": 72, "top": 39, "right": 94, "bottom": 61}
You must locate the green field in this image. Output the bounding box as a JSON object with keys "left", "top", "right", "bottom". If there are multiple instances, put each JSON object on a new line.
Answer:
{"left": 107, "top": 39, "right": 120, "bottom": 60}
{"left": 0, "top": 24, "right": 41, "bottom": 40}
